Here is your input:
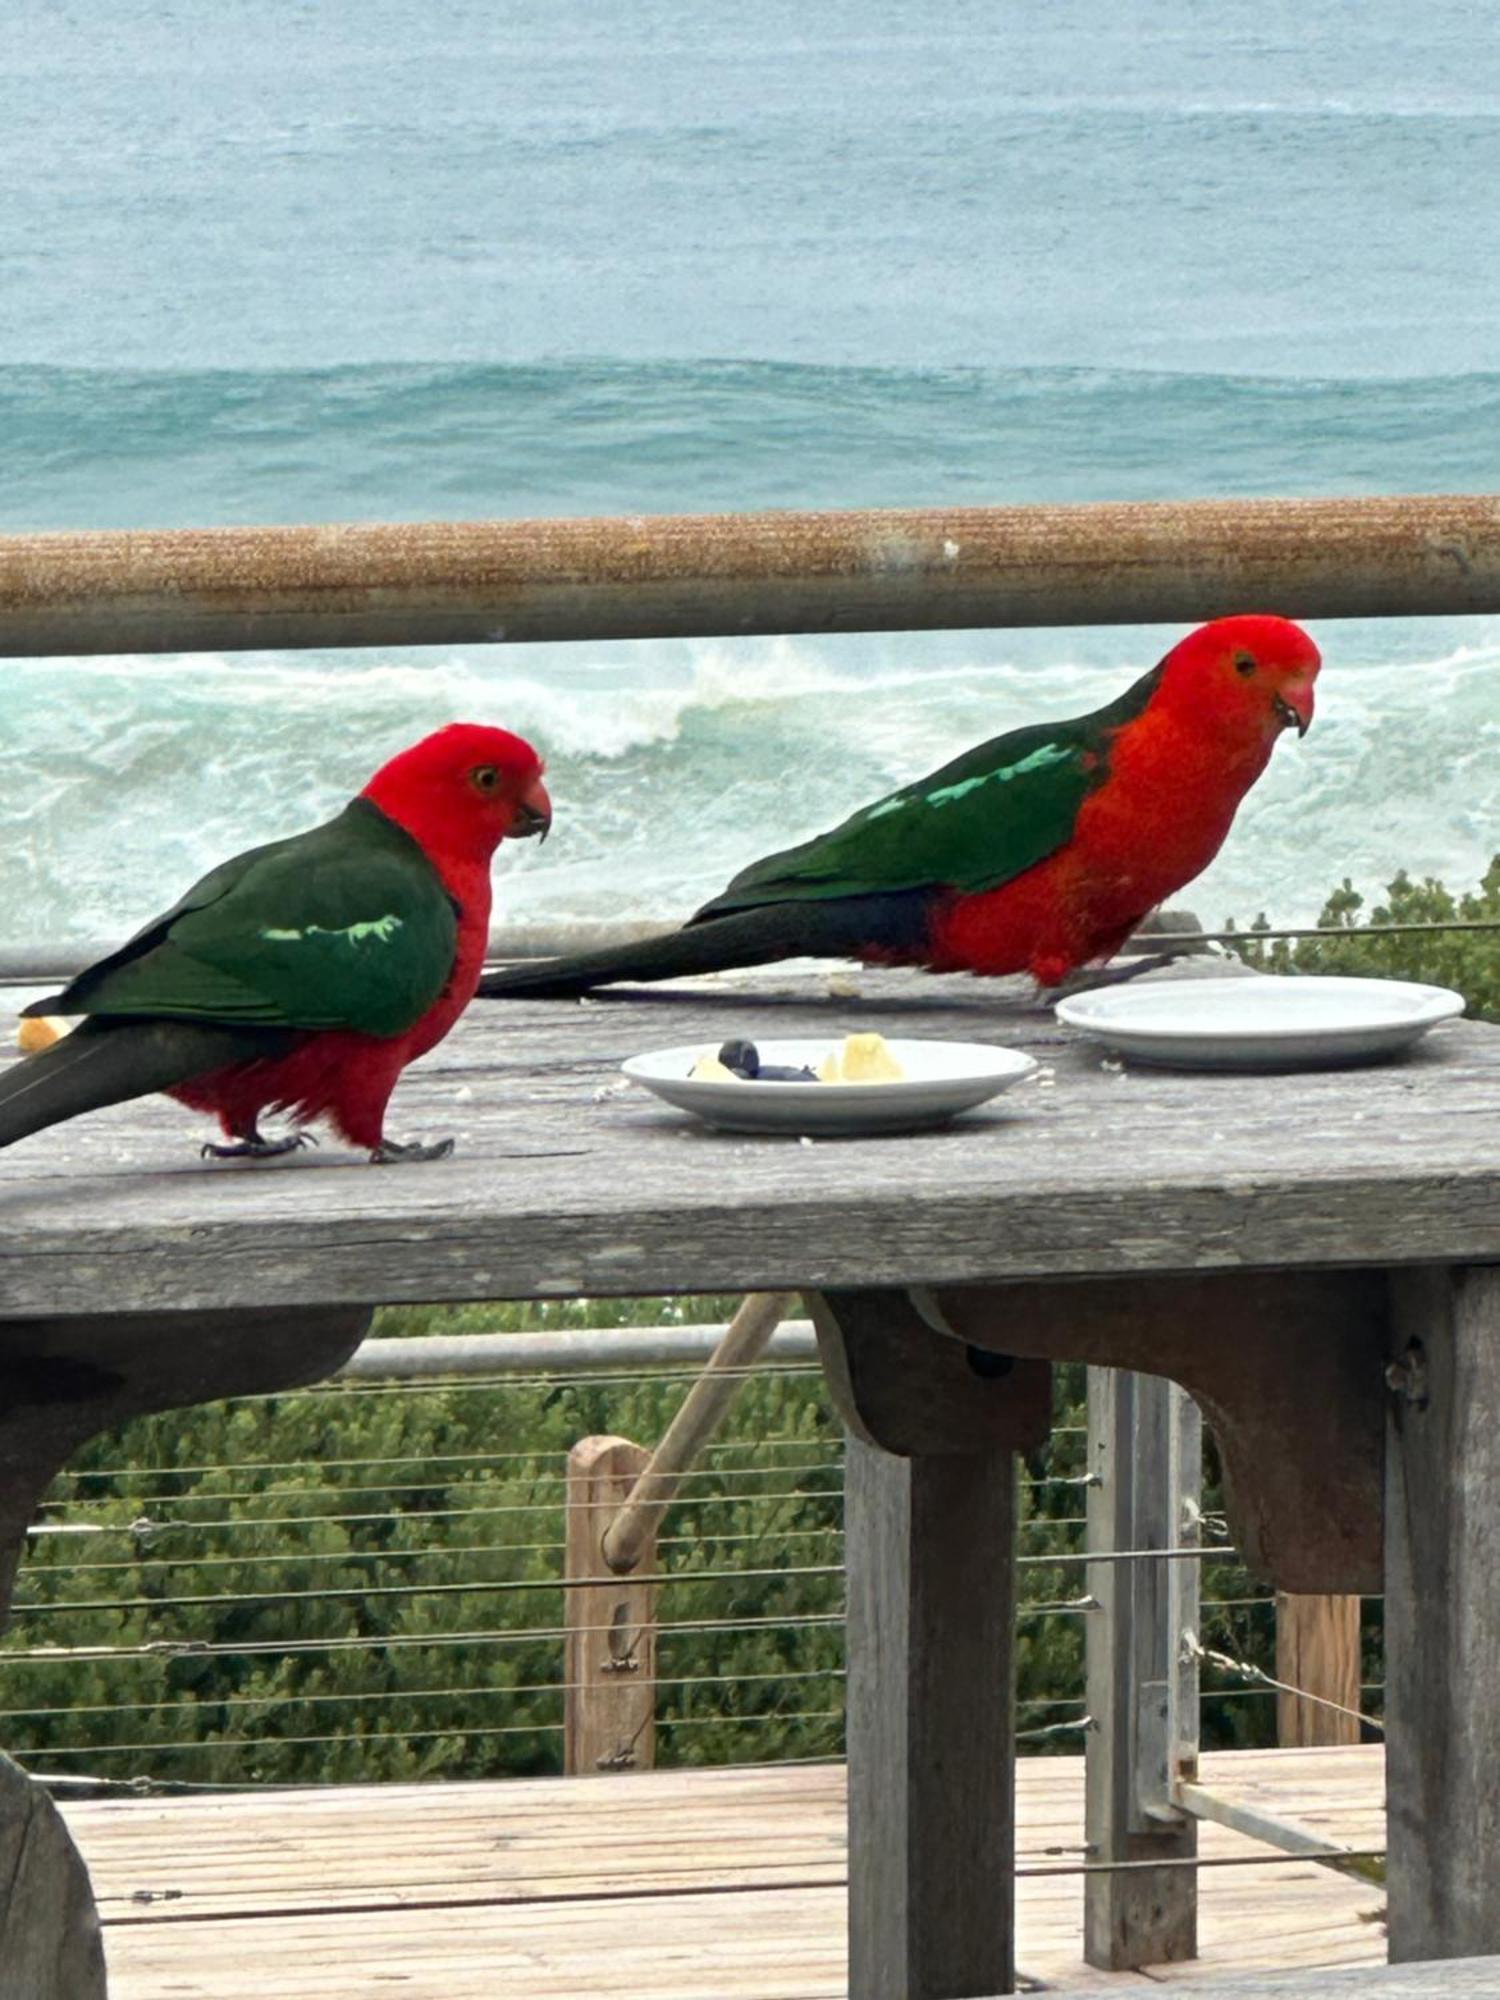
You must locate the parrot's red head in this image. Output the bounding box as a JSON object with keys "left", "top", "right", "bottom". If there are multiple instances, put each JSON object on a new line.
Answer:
{"left": 361, "top": 724, "right": 552, "bottom": 864}
{"left": 1156, "top": 614, "right": 1320, "bottom": 746}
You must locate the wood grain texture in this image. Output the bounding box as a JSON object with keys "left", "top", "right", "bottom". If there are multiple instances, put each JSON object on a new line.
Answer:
{"left": 1047, "top": 1961, "right": 1500, "bottom": 1997}
{"left": 1085, "top": 1372, "right": 1199, "bottom": 1970}
{"left": 0, "top": 1304, "right": 371, "bottom": 1635}
{"left": 57, "top": 1750, "right": 1388, "bottom": 1998}
{"left": 0, "top": 1751, "right": 105, "bottom": 2000}
{"left": 845, "top": 1436, "right": 1017, "bottom": 1999}
{"left": 9, "top": 495, "right": 1500, "bottom": 659}
{"left": 810, "top": 1288, "right": 1052, "bottom": 1455}
{"left": 1385, "top": 1268, "right": 1500, "bottom": 1963}
{"left": 1276, "top": 1596, "right": 1363, "bottom": 1749}
{"left": 929, "top": 1270, "right": 1388, "bottom": 1593}
{"left": 564, "top": 1436, "right": 657, "bottom": 1775}
{"left": 1, "top": 970, "right": 1498, "bottom": 1320}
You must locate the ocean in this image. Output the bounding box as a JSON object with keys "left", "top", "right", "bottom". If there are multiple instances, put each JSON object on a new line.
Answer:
{"left": 5, "top": 0, "right": 1500, "bottom": 949}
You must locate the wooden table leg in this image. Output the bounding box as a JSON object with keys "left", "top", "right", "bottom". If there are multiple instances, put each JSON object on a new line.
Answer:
{"left": 1386, "top": 1267, "right": 1500, "bottom": 1961}
{"left": 846, "top": 1436, "right": 1017, "bottom": 2000}
{"left": 1084, "top": 1368, "right": 1199, "bottom": 1970}
{"left": 0, "top": 1751, "right": 106, "bottom": 1998}
{"left": 810, "top": 1290, "right": 1052, "bottom": 2000}
{"left": 0, "top": 1303, "right": 372, "bottom": 1997}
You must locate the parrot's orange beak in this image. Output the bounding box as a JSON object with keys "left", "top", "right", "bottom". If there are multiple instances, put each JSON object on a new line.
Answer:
{"left": 1273, "top": 679, "right": 1315, "bottom": 737}
{"left": 511, "top": 774, "right": 553, "bottom": 842}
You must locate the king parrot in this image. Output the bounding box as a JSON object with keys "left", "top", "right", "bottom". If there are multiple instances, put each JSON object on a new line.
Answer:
{"left": 0, "top": 724, "right": 551, "bottom": 1161}
{"left": 478, "top": 614, "right": 1319, "bottom": 1001}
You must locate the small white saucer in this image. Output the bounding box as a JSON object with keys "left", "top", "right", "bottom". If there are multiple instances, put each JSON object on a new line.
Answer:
{"left": 1055, "top": 975, "right": 1465, "bottom": 1070}
{"left": 621, "top": 1038, "right": 1037, "bottom": 1135}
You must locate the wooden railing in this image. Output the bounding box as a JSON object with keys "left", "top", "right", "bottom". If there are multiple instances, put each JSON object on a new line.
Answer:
{"left": 5, "top": 494, "right": 1500, "bottom": 656}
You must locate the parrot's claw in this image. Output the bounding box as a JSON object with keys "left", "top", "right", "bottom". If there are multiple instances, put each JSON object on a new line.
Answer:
{"left": 201, "top": 1129, "right": 315, "bottom": 1161}
{"left": 1048, "top": 949, "right": 1194, "bottom": 1002}
{"left": 370, "top": 1136, "right": 456, "bottom": 1166}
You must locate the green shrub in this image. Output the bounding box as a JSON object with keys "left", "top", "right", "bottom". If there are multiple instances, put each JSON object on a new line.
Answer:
{"left": 1227, "top": 855, "right": 1500, "bottom": 1021}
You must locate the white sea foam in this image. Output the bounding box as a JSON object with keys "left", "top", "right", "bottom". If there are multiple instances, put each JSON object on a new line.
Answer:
{"left": 8, "top": 623, "right": 1497, "bottom": 949}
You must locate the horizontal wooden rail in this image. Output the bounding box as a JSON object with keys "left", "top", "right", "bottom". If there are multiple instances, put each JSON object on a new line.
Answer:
{"left": 4, "top": 494, "right": 1500, "bottom": 656}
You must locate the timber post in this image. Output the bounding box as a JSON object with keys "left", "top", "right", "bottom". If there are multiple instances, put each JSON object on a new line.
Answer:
{"left": 1084, "top": 1369, "right": 1202, "bottom": 1970}
{"left": 1385, "top": 1266, "right": 1500, "bottom": 1961}
{"left": 811, "top": 1287, "right": 1052, "bottom": 2000}
{"left": 563, "top": 1437, "right": 658, "bottom": 1776}
{"left": 560, "top": 1294, "right": 792, "bottom": 1776}
{"left": 1275, "top": 1594, "right": 1362, "bottom": 1748}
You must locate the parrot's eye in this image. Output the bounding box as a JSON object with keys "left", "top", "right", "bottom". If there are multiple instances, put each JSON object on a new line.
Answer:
{"left": 1233, "top": 652, "right": 1257, "bottom": 677}
{"left": 470, "top": 765, "right": 501, "bottom": 794}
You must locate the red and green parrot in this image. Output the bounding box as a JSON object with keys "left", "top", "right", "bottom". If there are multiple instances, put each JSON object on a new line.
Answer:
{"left": 0, "top": 724, "right": 551, "bottom": 1161}
{"left": 479, "top": 614, "right": 1318, "bottom": 1000}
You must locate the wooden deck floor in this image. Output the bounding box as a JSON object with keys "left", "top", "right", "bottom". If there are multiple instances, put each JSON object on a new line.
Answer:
{"left": 61, "top": 1745, "right": 1386, "bottom": 1998}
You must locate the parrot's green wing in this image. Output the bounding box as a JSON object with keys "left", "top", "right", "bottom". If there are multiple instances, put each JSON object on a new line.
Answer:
{"left": 698, "top": 662, "right": 1161, "bottom": 917}
{"left": 31, "top": 800, "right": 459, "bottom": 1038}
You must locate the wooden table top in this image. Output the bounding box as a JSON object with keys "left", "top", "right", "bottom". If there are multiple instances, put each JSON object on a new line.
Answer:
{"left": 1, "top": 967, "right": 1497, "bottom": 1322}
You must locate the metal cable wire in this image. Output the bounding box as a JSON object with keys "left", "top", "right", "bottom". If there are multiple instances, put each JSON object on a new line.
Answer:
{"left": 18, "top": 1521, "right": 861, "bottom": 1579}
{"left": 0, "top": 1685, "right": 1102, "bottom": 1729}
{"left": 0, "top": 1594, "right": 1100, "bottom": 1669}
{"left": 0, "top": 1608, "right": 849, "bottom": 1665}
{"left": 29, "top": 1485, "right": 847, "bottom": 1540}
{"left": 17, "top": 1706, "right": 851, "bottom": 1760}
{"left": 1188, "top": 1636, "right": 1385, "bottom": 1734}
{"left": 11, "top": 1563, "right": 1097, "bottom": 1620}
{"left": 53, "top": 1455, "right": 846, "bottom": 1508}
{"left": 24, "top": 1510, "right": 1088, "bottom": 1577}
{"left": 45, "top": 1433, "right": 837, "bottom": 1483}
{"left": 1168, "top": 917, "right": 1500, "bottom": 944}
{"left": 32, "top": 1469, "right": 1092, "bottom": 1515}
{"left": 11, "top": 1559, "right": 852, "bottom": 1618}
{"left": 0, "top": 1664, "right": 853, "bottom": 1723}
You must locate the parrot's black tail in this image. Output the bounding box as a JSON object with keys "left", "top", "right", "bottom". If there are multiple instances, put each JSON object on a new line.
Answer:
{"left": 477, "top": 894, "right": 933, "bottom": 1001}
{"left": 0, "top": 1018, "right": 290, "bottom": 1151}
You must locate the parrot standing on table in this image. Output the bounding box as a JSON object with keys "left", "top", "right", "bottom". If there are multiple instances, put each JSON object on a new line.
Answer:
{"left": 0, "top": 724, "right": 551, "bottom": 1161}
{"left": 478, "top": 615, "right": 1319, "bottom": 1000}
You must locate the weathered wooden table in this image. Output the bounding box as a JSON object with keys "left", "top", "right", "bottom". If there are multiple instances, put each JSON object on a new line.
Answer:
{"left": 2, "top": 967, "right": 1498, "bottom": 1999}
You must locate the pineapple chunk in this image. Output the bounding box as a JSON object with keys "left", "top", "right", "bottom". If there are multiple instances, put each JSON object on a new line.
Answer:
{"left": 840, "top": 1032, "right": 905, "bottom": 1082}
{"left": 818, "top": 1032, "right": 906, "bottom": 1084}
{"left": 689, "top": 1055, "right": 740, "bottom": 1082}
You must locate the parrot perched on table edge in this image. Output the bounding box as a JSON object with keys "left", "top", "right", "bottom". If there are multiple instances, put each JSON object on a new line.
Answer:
{"left": 0, "top": 723, "right": 551, "bottom": 1162}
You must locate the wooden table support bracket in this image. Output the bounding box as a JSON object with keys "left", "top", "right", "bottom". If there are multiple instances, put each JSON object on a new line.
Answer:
{"left": 0, "top": 1303, "right": 373, "bottom": 1999}
{"left": 921, "top": 1271, "right": 1390, "bottom": 1595}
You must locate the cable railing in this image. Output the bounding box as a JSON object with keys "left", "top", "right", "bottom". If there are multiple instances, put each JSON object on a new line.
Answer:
{"left": 0, "top": 1290, "right": 1386, "bottom": 1991}
{"left": 2, "top": 1314, "right": 1374, "bottom": 1810}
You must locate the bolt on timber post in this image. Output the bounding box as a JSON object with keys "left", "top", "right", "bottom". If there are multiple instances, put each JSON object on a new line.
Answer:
{"left": 563, "top": 1436, "right": 658, "bottom": 1775}
{"left": 561, "top": 1295, "right": 795, "bottom": 1776}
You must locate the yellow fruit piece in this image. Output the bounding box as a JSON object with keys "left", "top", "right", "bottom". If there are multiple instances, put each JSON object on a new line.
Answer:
{"left": 817, "top": 1032, "right": 905, "bottom": 1084}
{"left": 16, "top": 1016, "right": 68, "bottom": 1054}
{"left": 838, "top": 1032, "right": 905, "bottom": 1083}
{"left": 689, "top": 1055, "right": 740, "bottom": 1082}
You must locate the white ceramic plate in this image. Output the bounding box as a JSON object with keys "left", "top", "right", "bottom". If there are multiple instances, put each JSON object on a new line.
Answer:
{"left": 621, "top": 1038, "right": 1038, "bottom": 1135}
{"left": 1054, "top": 975, "right": 1465, "bottom": 1070}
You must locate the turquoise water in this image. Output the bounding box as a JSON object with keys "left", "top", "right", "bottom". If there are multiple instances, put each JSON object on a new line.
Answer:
{"left": 6, "top": 2, "right": 1500, "bottom": 942}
